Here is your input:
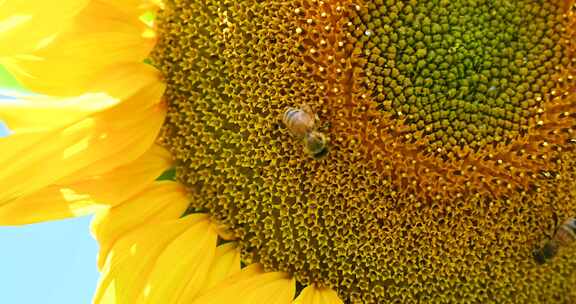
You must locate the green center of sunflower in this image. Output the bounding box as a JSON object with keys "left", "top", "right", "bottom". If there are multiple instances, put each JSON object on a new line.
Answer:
{"left": 152, "top": 0, "right": 576, "bottom": 302}
{"left": 360, "top": 0, "right": 569, "bottom": 154}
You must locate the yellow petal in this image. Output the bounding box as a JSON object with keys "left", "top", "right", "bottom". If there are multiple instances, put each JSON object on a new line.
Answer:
{"left": 292, "top": 285, "right": 343, "bottom": 304}
{"left": 0, "top": 104, "right": 165, "bottom": 205}
{"left": 97, "top": 0, "right": 159, "bottom": 19}
{"left": 1, "top": 0, "right": 154, "bottom": 96}
{"left": 59, "top": 141, "right": 171, "bottom": 184}
{"left": 85, "top": 63, "right": 165, "bottom": 102}
{"left": 0, "top": 93, "right": 117, "bottom": 133}
{"left": 191, "top": 264, "right": 296, "bottom": 304}
{"left": 93, "top": 214, "right": 210, "bottom": 304}
{"left": 0, "top": 77, "right": 165, "bottom": 205}
{"left": 72, "top": 0, "right": 149, "bottom": 34}
{"left": 0, "top": 65, "right": 162, "bottom": 128}
{"left": 91, "top": 181, "right": 189, "bottom": 269}
{"left": 214, "top": 221, "right": 238, "bottom": 241}
{"left": 139, "top": 217, "right": 218, "bottom": 303}
{"left": 0, "top": 144, "right": 171, "bottom": 226}
{"left": 0, "top": 63, "right": 161, "bottom": 134}
{"left": 186, "top": 242, "right": 241, "bottom": 301}
{"left": 4, "top": 33, "right": 153, "bottom": 96}
{"left": 0, "top": 63, "right": 163, "bottom": 163}
{"left": 0, "top": 0, "right": 89, "bottom": 57}
{"left": 57, "top": 65, "right": 166, "bottom": 179}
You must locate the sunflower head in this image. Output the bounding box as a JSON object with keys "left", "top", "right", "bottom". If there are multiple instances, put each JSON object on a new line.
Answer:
{"left": 150, "top": 0, "right": 576, "bottom": 302}
{"left": 4, "top": 0, "right": 576, "bottom": 303}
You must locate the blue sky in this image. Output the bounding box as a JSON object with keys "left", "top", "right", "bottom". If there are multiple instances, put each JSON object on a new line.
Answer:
{"left": 0, "top": 69, "right": 99, "bottom": 303}
{"left": 0, "top": 217, "right": 98, "bottom": 303}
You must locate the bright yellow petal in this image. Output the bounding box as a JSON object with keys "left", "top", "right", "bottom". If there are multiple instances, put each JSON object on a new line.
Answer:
{"left": 213, "top": 221, "right": 238, "bottom": 241}
{"left": 292, "top": 285, "right": 343, "bottom": 304}
{"left": 0, "top": 75, "right": 165, "bottom": 206}
{"left": 0, "top": 144, "right": 171, "bottom": 225}
{"left": 0, "top": 93, "right": 117, "bottom": 133}
{"left": 0, "top": 105, "right": 165, "bottom": 205}
{"left": 4, "top": 33, "right": 153, "bottom": 96}
{"left": 55, "top": 64, "right": 166, "bottom": 179}
{"left": 85, "top": 63, "right": 165, "bottom": 103}
{"left": 196, "top": 243, "right": 241, "bottom": 293}
{"left": 0, "top": 63, "right": 162, "bottom": 134}
{"left": 91, "top": 181, "right": 189, "bottom": 269}
{"left": 1, "top": 0, "right": 155, "bottom": 96}
{"left": 72, "top": 0, "right": 149, "bottom": 33}
{"left": 98, "top": 0, "right": 159, "bottom": 19}
{"left": 93, "top": 214, "right": 210, "bottom": 304}
{"left": 139, "top": 217, "right": 218, "bottom": 303}
{"left": 0, "top": 0, "right": 89, "bottom": 57}
{"left": 59, "top": 138, "right": 171, "bottom": 183}
{"left": 191, "top": 264, "right": 296, "bottom": 304}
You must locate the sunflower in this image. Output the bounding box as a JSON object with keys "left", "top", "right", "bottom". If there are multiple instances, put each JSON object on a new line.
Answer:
{"left": 2, "top": 0, "right": 576, "bottom": 303}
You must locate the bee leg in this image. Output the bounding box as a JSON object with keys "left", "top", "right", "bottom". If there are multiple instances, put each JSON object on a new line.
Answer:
{"left": 319, "top": 121, "right": 331, "bottom": 132}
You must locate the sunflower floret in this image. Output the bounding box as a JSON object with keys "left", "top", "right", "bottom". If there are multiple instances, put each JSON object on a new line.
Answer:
{"left": 153, "top": 0, "right": 576, "bottom": 303}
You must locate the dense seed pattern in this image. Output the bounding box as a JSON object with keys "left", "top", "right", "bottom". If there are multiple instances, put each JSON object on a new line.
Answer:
{"left": 360, "top": 0, "right": 568, "bottom": 153}
{"left": 153, "top": 0, "right": 576, "bottom": 302}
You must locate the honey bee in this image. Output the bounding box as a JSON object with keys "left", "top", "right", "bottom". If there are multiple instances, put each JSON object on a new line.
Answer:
{"left": 533, "top": 217, "right": 576, "bottom": 264}
{"left": 282, "top": 105, "right": 329, "bottom": 158}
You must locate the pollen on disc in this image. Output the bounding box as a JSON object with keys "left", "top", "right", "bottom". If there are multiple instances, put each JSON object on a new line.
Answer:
{"left": 151, "top": 0, "right": 576, "bottom": 303}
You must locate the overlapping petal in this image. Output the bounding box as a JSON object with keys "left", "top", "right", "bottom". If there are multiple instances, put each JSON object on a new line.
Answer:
{"left": 0, "top": 144, "right": 171, "bottom": 225}
{"left": 293, "top": 284, "right": 343, "bottom": 304}
{"left": 93, "top": 214, "right": 218, "bottom": 304}
{"left": 0, "top": 0, "right": 89, "bottom": 57}
{"left": 94, "top": 216, "right": 200, "bottom": 304}
{"left": 198, "top": 242, "right": 241, "bottom": 292}
{"left": 0, "top": 93, "right": 117, "bottom": 133}
{"left": 93, "top": 209, "right": 295, "bottom": 304}
{"left": 0, "top": 0, "right": 156, "bottom": 96}
{"left": 191, "top": 263, "right": 296, "bottom": 304}
{"left": 0, "top": 64, "right": 166, "bottom": 225}
{"left": 91, "top": 181, "right": 189, "bottom": 269}
{"left": 137, "top": 217, "right": 217, "bottom": 304}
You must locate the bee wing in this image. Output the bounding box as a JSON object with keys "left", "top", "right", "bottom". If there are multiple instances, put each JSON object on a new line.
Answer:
{"left": 300, "top": 104, "right": 323, "bottom": 127}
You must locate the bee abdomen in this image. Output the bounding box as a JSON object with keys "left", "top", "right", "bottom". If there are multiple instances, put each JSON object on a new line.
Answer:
{"left": 555, "top": 219, "right": 576, "bottom": 246}
{"left": 282, "top": 107, "right": 314, "bottom": 136}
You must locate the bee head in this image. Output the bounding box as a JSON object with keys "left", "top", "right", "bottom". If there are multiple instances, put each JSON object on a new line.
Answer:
{"left": 533, "top": 249, "right": 547, "bottom": 265}
{"left": 311, "top": 145, "right": 329, "bottom": 159}
{"left": 305, "top": 131, "right": 329, "bottom": 159}
{"left": 533, "top": 241, "right": 558, "bottom": 265}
